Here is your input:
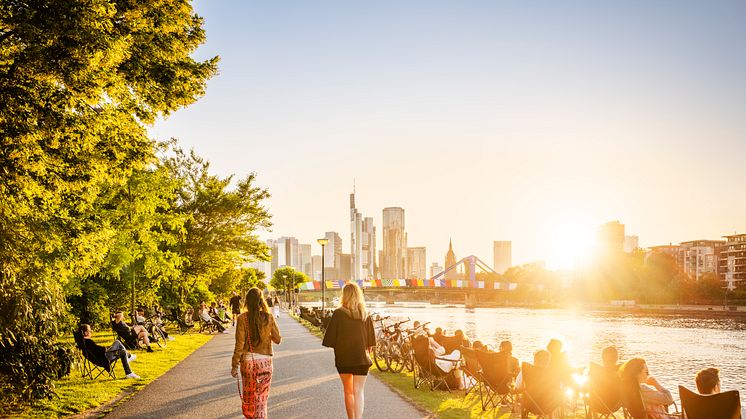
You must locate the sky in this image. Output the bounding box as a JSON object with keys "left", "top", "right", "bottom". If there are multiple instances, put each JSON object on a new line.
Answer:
{"left": 152, "top": 0, "right": 746, "bottom": 270}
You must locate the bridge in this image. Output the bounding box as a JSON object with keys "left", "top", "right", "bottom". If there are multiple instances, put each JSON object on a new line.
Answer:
{"left": 298, "top": 255, "right": 518, "bottom": 308}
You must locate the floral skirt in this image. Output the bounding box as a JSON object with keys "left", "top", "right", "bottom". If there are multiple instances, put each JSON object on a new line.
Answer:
{"left": 240, "top": 357, "right": 273, "bottom": 419}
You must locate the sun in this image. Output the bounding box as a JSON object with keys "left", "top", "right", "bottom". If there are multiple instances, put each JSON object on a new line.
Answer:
{"left": 546, "top": 220, "right": 596, "bottom": 270}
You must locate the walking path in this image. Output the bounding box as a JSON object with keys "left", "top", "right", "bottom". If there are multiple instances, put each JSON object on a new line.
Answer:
{"left": 106, "top": 312, "right": 424, "bottom": 418}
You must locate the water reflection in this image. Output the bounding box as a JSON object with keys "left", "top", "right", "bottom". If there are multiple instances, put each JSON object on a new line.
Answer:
{"left": 371, "top": 304, "right": 746, "bottom": 395}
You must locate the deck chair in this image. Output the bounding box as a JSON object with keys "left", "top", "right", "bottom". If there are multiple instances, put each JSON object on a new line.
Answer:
{"left": 411, "top": 335, "right": 460, "bottom": 392}
{"left": 460, "top": 346, "right": 483, "bottom": 398}
{"left": 198, "top": 317, "right": 217, "bottom": 334}
{"left": 477, "top": 349, "right": 516, "bottom": 411}
{"left": 678, "top": 386, "right": 740, "bottom": 419}
{"left": 111, "top": 322, "right": 140, "bottom": 350}
{"left": 585, "top": 362, "right": 623, "bottom": 418}
{"left": 73, "top": 330, "right": 117, "bottom": 380}
{"left": 441, "top": 335, "right": 462, "bottom": 354}
{"left": 621, "top": 380, "right": 681, "bottom": 419}
{"left": 179, "top": 315, "right": 195, "bottom": 334}
{"left": 521, "top": 362, "right": 562, "bottom": 419}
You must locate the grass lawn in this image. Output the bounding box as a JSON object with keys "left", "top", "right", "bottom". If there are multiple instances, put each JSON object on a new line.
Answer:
{"left": 17, "top": 329, "right": 213, "bottom": 418}
{"left": 290, "top": 313, "right": 588, "bottom": 418}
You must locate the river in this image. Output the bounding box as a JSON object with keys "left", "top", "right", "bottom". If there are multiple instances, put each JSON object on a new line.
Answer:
{"left": 367, "top": 302, "right": 746, "bottom": 396}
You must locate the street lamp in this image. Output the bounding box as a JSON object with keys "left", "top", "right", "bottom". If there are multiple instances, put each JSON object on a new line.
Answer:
{"left": 317, "top": 238, "right": 329, "bottom": 313}
{"left": 282, "top": 274, "right": 288, "bottom": 309}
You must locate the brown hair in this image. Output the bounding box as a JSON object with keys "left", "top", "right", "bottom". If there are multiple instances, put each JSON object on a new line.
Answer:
{"left": 244, "top": 288, "right": 270, "bottom": 345}
{"left": 695, "top": 368, "right": 720, "bottom": 394}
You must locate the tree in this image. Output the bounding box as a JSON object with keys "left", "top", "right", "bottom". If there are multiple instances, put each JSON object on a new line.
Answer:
{"left": 239, "top": 268, "right": 267, "bottom": 294}
{"left": 164, "top": 147, "right": 272, "bottom": 311}
{"left": 270, "top": 266, "right": 309, "bottom": 293}
{"left": 1, "top": 0, "right": 217, "bottom": 404}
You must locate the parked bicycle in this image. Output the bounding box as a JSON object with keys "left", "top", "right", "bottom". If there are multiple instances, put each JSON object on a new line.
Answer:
{"left": 373, "top": 318, "right": 411, "bottom": 373}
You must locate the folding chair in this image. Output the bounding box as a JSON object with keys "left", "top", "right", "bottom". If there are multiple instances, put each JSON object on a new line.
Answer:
{"left": 411, "top": 335, "right": 461, "bottom": 392}
{"left": 678, "top": 386, "right": 740, "bottom": 419}
{"left": 621, "top": 380, "right": 681, "bottom": 419}
{"left": 477, "top": 349, "right": 516, "bottom": 411}
{"left": 459, "top": 346, "right": 483, "bottom": 398}
{"left": 198, "top": 317, "right": 217, "bottom": 334}
{"left": 111, "top": 322, "right": 140, "bottom": 350}
{"left": 73, "top": 330, "right": 117, "bottom": 380}
{"left": 585, "top": 362, "right": 623, "bottom": 418}
{"left": 521, "top": 362, "right": 563, "bottom": 419}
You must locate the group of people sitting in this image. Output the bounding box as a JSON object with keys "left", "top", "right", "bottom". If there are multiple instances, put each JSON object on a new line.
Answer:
{"left": 406, "top": 321, "right": 743, "bottom": 417}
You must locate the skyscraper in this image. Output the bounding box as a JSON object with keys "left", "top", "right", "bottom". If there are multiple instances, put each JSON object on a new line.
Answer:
{"left": 406, "top": 247, "right": 427, "bottom": 279}
{"left": 493, "top": 241, "right": 512, "bottom": 274}
{"left": 324, "top": 231, "right": 343, "bottom": 280}
{"left": 430, "top": 262, "right": 443, "bottom": 279}
{"left": 597, "top": 221, "right": 625, "bottom": 254}
{"left": 299, "top": 244, "right": 312, "bottom": 277}
{"left": 381, "top": 207, "right": 406, "bottom": 279}
{"left": 350, "top": 190, "right": 376, "bottom": 280}
{"left": 271, "top": 237, "right": 299, "bottom": 271}
{"left": 444, "top": 239, "right": 458, "bottom": 280}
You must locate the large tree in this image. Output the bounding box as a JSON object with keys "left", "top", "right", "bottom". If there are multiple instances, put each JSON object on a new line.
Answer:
{"left": 0, "top": 0, "right": 217, "bottom": 404}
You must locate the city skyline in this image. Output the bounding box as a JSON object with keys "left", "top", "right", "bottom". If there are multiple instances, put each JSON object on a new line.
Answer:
{"left": 152, "top": 0, "right": 746, "bottom": 269}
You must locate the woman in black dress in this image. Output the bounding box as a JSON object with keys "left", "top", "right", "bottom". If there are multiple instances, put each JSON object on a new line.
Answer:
{"left": 322, "top": 282, "right": 376, "bottom": 419}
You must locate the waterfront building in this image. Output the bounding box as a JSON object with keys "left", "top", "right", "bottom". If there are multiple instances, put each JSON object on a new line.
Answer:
{"left": 406, "top": 246, "right": 427, "bottom": 279}
{"left": 679, "top": 239, "right": 724, "bottom": 282}
{"left": 623, "top": 235, "right": 639, "bottom": 253}
{"left": 430, "top": 262, "right": 443, "bottom": 279}
{"left": 493, "top": 241, "right": 512, "bottom": 274}
{"left": 299, "top": 244, "right": 312, "bottom": 277}
{"left": 718, "top": 234, "right": 746, "bottom": 290}
{"left": 349, "top": 189, "right": 377, "bottom": 280}
{"left": 444, "top": 239, "right": 458, "bottom": 280}
{"left": 381, "top": 207, "right": 407, "bottom": 279}
{"left": 324, "top": 231, "right": 343, "bottom": 281}
{"left": 269, "top": 237, "right": 300, "bottom": 276}
{"left": 339, "top": 253, "right": 352, "bottom": 280}
{"left": 597, "top": 221, "right": 625, "bottom": 253}
{"left": 311, "top": 255, "right": 322, "bottom": 281}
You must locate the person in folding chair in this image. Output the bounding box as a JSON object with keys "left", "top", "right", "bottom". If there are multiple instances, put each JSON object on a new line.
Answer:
{"left": 687, "top": 367, "right": 744, "bottom": 419}
{"left": 619, "top": 358, "right": 678, "bottom": 419}
{"left": 112, "top": 311, "right": 154, "bottom": 352}
{"left": 79, "top": 324, "right": 140, "bottom": 379}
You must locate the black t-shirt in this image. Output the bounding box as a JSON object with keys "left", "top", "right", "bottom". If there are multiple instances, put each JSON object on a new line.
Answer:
{"left": 229, "top": 295, "right": 241, "bottom": 313}
{"left": 321, "top": 308, "right": 376, "bottom": 368}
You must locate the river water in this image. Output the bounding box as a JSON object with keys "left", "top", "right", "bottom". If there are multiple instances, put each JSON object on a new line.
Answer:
{"left": 367, "top": 302, "right": 746, "bottom": 396}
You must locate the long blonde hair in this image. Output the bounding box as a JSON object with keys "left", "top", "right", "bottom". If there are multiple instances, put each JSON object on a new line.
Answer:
{"left": 340, "top": 282, "right": 367, "bottom": 320}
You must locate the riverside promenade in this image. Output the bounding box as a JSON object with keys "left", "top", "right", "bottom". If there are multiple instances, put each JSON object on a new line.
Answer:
{"left": 106, "top": 312, "right": 424, "bottom": 418}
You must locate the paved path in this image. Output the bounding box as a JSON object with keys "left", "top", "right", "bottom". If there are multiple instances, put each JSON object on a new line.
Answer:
{"left": 106, "top": 312, "right": 424, "bottom": 418}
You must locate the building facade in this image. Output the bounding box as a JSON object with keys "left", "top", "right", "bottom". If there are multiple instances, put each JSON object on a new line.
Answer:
{"left": 493, "top": 241, "right": 512, "bottom": 274}
{"left": 299, "top": 244, "right": 312, "bottom": 277}
{"left": 679, "top": 240, "right": 724, "bottom": 281}
{"left": 444, "top": 239, "right": 458, "bottom": 280}
{"left": 350, "top": 191, "right": 377, "bottom": 280}
{"left": 718, "top": 234, "right": 746, "bottom": 290}
{"left": 381, "top": 207, "right": 407, "bottom": 279}
{"left": 597, "top": 221, "right": 625, "bottom": 254}
{"left": 323, "top": 231, "right": 343, "bottom": 280}
{"left": 430, "top": 262, "right": 443, "bottom": 279}
{"left": 623, "top": 235, "right": 639, "bottom": 253}
{"left": 406, "top": 246, "right": 427, "bottom": 279}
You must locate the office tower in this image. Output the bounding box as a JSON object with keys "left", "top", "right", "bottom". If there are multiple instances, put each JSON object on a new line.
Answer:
{"left": 623, "top": 235, "right": 639, "bottom": 253}
{"left": 323, "top": 231, "right": 343, "bottom": 280}
{"left": 597, "top": 221, "right": 625, "bottom": 253}
{"left": 339, "top": 254, "right": 352, "bottom": 280}
{"left": 311, "top": 255, "right": 322, "bottom": 281}
{"left": 444, "top": 239, "right": 458, "bottom": 280}
{"left": 406, "top": 247, "right": 427, "bottom": 279}
{"left": 299, "top": 244, "right": 312, "bottom": 277}
{"left": 430, "top": 262, "right": 443, "bottom": 279}
{"left": 493, "top": 241, "right": 512, "bottom": 274}
{"left": 349, "top": 190, "right": 377, "bottom": 280}
{"left": 718, "top": 234, "right": 746, "bottom": 290}
{"left": 381, "top": 207, "right": 407, "bottom": 279}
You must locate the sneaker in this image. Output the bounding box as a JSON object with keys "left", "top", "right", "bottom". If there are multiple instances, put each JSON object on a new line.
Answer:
{"left": 222, "top": 330, "right": 230, "bottom": 334}
{"left": 128, "top": 353, "right": 137, "bottom": 363}
{"left": 126, "top": 372, "right": 141, "bottom": 379}
{"left": 168, "top": 336, "right": 175, "bottom": 341}
{"left": 146, "top": 346, "right": 154, "bottom": 353}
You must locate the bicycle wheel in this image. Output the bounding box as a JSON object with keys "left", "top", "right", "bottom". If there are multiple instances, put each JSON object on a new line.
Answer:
{"left": 402, "top": 341, "right": 414, "bottom": 372}
{"left": 152, "top": 327, "right": 167, "bottom": 348}
{"left": 372, "top": 339, "right": 389, "bottom": 372}
{"left": 386, "top": 341, "right": 405, "bottom": 373}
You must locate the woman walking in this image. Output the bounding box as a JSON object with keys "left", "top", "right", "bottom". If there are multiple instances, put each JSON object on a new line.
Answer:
{"left": 322, "top": 282, "right": 376, "bottom": 419}
{"left": 271, "top": 296, "right": 280, "bottom": 319}
{"left": 231, "top": 288, "right": 282, "bottom": 418}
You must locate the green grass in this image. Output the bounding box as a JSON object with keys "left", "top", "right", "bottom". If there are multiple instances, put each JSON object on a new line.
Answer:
{"left": 18, "top": 329, "right": 213, "bottom": 418}
{"left": 290, "top": 314, "right": 588, "bottom": 418}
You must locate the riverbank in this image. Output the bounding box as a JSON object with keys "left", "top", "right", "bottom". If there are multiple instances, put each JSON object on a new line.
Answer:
{"left": 15, "top": 330, "right": 212, "bottom": 418}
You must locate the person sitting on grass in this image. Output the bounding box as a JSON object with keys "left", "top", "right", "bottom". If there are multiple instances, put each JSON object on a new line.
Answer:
{"left": 199, "top": 302, "right": 228, "bottom": 333}
{"left": 695, "top": 367, "right": 746, "bottom": 418}
{"left": 112, "top": 311, "right": 153, "bottom": 352}
{"left": 80, "top": 324, "right": 140, "bottom": 379}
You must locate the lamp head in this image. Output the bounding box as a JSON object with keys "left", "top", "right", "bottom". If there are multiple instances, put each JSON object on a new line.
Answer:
{"left": 317, "top": 238, "right": 329, "bottom": 246}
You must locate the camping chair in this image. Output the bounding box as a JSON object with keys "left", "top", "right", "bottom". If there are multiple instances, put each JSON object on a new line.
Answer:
{"left": 459, "top": 346, "right": 483, "bottom": 398}
{"left": 585, "top": 362, "right": 623, "bottom": 418}
{"left": 198, "top": 317, "right": 217, "bottom": 334}
{"left": 411, "top": 335, "right": 461, "bottom": 392}
{"left": 621, "top": 380, "right": 681, "bottom": 419}
{"left": 111, "top": 321, "right": 140, "bottom": 350}
{"left": 477, "top": 350, "right": 516, "bottom": 411}
{"left": 521, "top": 362, "right": 563, "bottom": 419}
{"left": 73, "top": 330, "right": 117, "bottom": 380}
{"left": 441, "top": 335, "right": 462, "bottom": 354}
{"left": 678, "top": 386, "right": 741, "bottom": 419}
{"left": 179, "top": 315, "right": 195, "bottom": 334}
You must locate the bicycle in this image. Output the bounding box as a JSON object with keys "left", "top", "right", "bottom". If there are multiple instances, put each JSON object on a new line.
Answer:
{"left": 376, "top": 319, "right": 411, "bottom": 373}
{"left": 399, "top": 321, "right": 430, "bottom": 373}
{"left": 371, "top": 315, "right": 391, "bottom": 371}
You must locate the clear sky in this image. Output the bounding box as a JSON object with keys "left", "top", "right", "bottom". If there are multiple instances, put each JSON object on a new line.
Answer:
{"left": 152, "top": 0, "right": 746, "bottom": 270}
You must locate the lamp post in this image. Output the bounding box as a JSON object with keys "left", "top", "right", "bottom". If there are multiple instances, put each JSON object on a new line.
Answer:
{"left": 317, "top": 238, "right": 329, "bottom": 313}
{"left": 282, "top": 274, "right": 288, "bottom": 309}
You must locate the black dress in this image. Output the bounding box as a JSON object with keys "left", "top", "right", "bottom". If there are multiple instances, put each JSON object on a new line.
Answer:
{"left": 322, "top": 308, "right": 376, "bottom": 375}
